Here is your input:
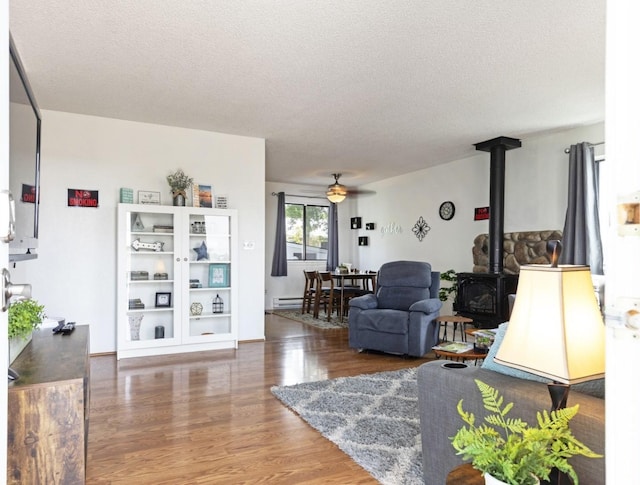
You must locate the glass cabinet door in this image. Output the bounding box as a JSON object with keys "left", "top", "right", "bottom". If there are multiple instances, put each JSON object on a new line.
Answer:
{"left": 185, "top": 212, "right": 233, "bottom": 341}
{"left": 120, "top": 207, "right": 179, "bottom": 349}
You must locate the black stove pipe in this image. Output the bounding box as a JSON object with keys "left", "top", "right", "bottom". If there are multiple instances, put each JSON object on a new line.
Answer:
{"left": 474, "top": 136, "right": 522, "bottom": 274}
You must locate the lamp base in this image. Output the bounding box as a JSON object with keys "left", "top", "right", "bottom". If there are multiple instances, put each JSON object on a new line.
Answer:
{"left": 547, "top": 382, "right": 571, "bottom": 485}
{"left": 547, "top": 382, "right": 570, "bottom": 411}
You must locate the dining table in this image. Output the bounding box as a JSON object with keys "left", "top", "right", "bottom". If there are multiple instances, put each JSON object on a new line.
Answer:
{"left": 331, "top": 271, "right": 377, "bottom": 322}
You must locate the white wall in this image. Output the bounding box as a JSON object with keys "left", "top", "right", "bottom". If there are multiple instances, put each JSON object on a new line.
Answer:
{"left": 13, "top": 110, "right": 266, "bottom": 353}
{"left": 352, "top": 123, "right": 604, "bottom": 274}
{"left": 263, "top": 124, "right": 604, "bottom": 314}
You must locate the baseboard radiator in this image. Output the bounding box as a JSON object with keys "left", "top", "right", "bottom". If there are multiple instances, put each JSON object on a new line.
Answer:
{"left": 272, "top": 297, "right": 303, "bottom": 309}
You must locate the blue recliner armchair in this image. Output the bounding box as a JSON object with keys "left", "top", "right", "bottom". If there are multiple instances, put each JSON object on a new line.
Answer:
{"left": 348, "top": 261, "right": 442, "bottom": 357}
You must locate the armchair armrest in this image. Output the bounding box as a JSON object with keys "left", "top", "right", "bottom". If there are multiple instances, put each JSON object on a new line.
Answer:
{"left": 409, "top": 298, "right": 442, "bottom": 314}
{"left": 349, "top": 293, "right": 379, "bottom": 310}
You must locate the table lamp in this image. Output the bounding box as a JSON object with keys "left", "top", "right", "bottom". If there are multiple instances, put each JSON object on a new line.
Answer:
{"left": 494, "top": 243, "right": 605, "bottom": 411}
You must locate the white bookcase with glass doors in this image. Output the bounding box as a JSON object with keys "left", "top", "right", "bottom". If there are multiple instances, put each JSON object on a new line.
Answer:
{"left": 117, "top": 204, "right": 238, "bottom": 359}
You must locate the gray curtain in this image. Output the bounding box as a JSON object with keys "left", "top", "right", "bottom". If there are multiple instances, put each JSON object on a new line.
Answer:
{"left": 271, "top": 192, "right": 287, "bottom": 276}
{"left": 559, "top": 142, "right": 604, "bottom": 274}
{"left": 326, "top": 202, "right": 339, "bottom": 271}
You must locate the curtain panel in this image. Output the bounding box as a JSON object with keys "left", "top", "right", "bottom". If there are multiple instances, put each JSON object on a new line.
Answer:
{"left": 560, "top": 142, "right": 604, "bottom": 274}
{"left": 271, "top": 192, "right": 287, "bottom": 276}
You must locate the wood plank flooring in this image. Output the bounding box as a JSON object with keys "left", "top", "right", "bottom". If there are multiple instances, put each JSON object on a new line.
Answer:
{"left": 87, "top": 312, "right": 435, "bottom": 484}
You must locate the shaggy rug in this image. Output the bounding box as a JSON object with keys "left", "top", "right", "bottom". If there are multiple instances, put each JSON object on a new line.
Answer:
{"left": 271, "top": 367, "right": 423, "bottom": 485}
{"left": 270, "top": 309, "right": 348, "bottom": 329}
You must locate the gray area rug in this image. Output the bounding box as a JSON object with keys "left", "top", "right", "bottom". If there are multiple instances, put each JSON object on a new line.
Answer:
{"left": 270, "top": 309, "right": 348, "bottom": 329}
{"left": 271, "top": 367, "right": 422, "bottom": 485}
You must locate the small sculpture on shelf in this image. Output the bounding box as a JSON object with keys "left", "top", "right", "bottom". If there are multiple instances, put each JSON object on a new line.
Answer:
{"left": 212, "top": 294, "right": 224, "bottom": 314}
{"left": 190, "top": 302, "right": 203, "bottom": 316}
{"left": 128, "top": 314, "right": 144, "bottom": 341}
{"left": 193, "top": 241, "right": 209, "bottom": 261}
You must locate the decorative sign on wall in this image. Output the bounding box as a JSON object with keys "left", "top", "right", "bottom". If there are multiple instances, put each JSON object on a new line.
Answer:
{"left": 412, "top": 216, "right": 431, "bottom": 241}
{"left": 21, "top": 184, "right": 36, "bottom": 203}
{"left": 474, "top": 206, "right": 490, "bottom": 221}
{"left": 68, "top": 189, "right": 99, "bottom": 208}
{"left": 380, "top": 222, "right": 402, "bottom": 236}
{"left": 358, "top": 236, "right": 369, "bottom": 246}
{"left": 365, "top": 222, "right": 375, "bottom": 230}
{"left": 351, "top": 217, "right": 362, "bottom": 229}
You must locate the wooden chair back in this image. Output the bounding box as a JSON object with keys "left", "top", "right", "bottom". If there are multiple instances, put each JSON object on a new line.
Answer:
{"left": 301, "top": 270, "right": 318, "bottom": 314}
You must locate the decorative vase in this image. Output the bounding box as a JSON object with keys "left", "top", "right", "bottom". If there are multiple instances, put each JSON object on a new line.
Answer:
{"left": 128, "top": 315, "right": 144, "bottom": 340}
{"left": 9, "top": 332, "right": 32, "bottom": 364}
{"left": 172, "top": 191, "right": 186, "bottom": 206}
{"left": 484, "top": 473, "right": 540, "bottom": 485}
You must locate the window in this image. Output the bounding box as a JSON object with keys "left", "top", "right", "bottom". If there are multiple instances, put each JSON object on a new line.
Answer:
{"left": 286, "top": 203, "right": 329, "bottom": 260}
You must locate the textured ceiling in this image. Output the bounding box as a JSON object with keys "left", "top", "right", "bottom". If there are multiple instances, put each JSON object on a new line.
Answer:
{"left": 9, "top": 1, "right": 605, "bottom": 189}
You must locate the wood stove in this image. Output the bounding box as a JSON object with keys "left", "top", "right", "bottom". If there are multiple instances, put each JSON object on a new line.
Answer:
{"left": 456, "top": 136, "right": 521, "bottom": 329}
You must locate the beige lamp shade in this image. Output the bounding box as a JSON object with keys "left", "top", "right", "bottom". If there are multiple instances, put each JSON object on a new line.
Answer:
{"left": 494, "top": 265, "right": 605, "bottom": 384}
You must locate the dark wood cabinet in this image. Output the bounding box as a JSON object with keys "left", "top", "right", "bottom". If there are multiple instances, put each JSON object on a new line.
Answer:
{"left": 7, "top": 326, "right": 90, "bottom": 484}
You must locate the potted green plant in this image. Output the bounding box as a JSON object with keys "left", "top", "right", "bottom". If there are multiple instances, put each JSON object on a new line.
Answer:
{"left": 166, "top": 169, "right": 193, "bottom": 206}
{"left": 8, "top": 298, "right": 45, "bottom": 363}
{"left": 439, "top": 269, "right": 457, "bottom": 306}
{"left": 451, "top": 379, "right": 602, "bottom": 485}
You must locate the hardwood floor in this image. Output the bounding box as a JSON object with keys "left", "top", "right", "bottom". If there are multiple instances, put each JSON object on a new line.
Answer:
{"left": 87, "top": 312, "right": 434, "bottom": 484}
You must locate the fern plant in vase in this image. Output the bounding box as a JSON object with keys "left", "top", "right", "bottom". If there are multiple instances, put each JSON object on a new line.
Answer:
{"left": 451, "top": 379, "right": 602, "bottom": 485}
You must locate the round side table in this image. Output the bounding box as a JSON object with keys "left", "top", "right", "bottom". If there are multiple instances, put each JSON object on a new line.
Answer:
{"left": 432, "top": 347, "right": 487, "bottom": 365}
{"left": 436, "top": 315, "right": 474, "bottom": 342}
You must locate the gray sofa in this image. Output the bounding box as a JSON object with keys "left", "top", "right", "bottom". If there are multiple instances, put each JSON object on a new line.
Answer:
{"left": 348, "top": 261, "right": 442, "bottom": 357}
{"left": 417, "top": 361, "right": 605, "bottom": 485}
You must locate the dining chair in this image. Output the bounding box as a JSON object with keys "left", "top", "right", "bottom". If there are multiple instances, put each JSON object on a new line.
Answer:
{"left": 301, "top": 270, "right": 318, "bottom": 314}
{"left": 314, "top": 272, "right": 338, "bottom": 320}
{"left": 317, "top": 272, "right": 366, "bottom": 322}
{"left": 362, "top": 271, "right": 377, "bottom": 293}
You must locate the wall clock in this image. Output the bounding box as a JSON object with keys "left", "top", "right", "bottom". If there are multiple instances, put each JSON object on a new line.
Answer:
{"left": 439, "top": 201, "right": 456, "bottom": 221}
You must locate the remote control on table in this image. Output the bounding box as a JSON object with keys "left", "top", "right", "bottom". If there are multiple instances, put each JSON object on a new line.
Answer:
{"left": 61, "top": 322, "right": 76, "bottom": 335}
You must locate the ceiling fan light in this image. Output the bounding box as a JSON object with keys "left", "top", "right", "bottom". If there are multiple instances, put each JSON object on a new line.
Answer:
{"left": 326, "top": 174, "right": 347, "bottom": 203}
{"left": 327, "top": 192, "right": 346, "bottom": 203}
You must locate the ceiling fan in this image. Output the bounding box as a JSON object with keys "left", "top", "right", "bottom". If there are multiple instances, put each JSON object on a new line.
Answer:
{"left": 325, "top": 173, "right": 375, "bottom": 203}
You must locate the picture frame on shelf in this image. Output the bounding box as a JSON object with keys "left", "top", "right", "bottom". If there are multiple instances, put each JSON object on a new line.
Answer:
{"left": 155, "top": 292, "right": 172, "bottom": 308}
{"left": 138, "top": 190, "right": 161, "bottom": 205}
{"left": 209, "top": 263, "right": 230, "bottom": 288}
{"left": 198, "top": 184, "right": 213, "bottom": 208}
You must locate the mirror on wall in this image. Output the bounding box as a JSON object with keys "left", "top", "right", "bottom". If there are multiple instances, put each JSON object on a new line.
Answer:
{"left": 9, "top": 34, "right": 41, "bottom": 262}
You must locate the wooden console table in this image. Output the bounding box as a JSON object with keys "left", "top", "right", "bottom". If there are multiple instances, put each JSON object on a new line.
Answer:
{"left": 7, "top": 326, "right": 90, "bottom": 484}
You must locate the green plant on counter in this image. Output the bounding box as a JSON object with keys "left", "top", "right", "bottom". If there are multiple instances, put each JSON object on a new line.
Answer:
{"left": 451, "top": 379, "right": 602, "bottom": 485}
{"left": 438, "top": 269, "right": 457, "bottom": 302}
{"left": 8, "top": 298, "right": 45, "bottom": 340}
